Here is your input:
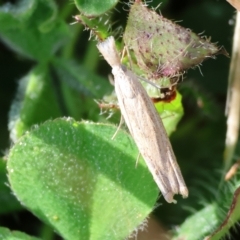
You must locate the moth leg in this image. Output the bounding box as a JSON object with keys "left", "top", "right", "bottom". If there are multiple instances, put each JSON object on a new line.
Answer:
{"left": 120, "top": 46, "right": 126, "bottom": 63}
{"left": 123, "top": 46, "right": 134, "bottom": 70}
{"left": 111, "top": 114, "right": 125, "bottom": 140}
{"left": 135, "top": 152, "right": 141, "bottom": 168}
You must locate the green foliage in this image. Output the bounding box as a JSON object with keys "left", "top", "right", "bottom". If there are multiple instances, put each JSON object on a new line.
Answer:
{"left": 74, "top": 0, "right": 118, "bottom": 17}
{"left": 174, "top": 181, "right": 240, "bottom": 239}
{"left": 0, "top": 0, "right": 237, "bottom": 239}
{"left": 0, "top": 158, "right": 22, "bottom": 214}
{"left": 8, "top": 119, "right": 158, "bottom": 240}
{"left": 0, "top": 0, "right": 70, "bottom": 61}
{"left": 8, "top": 64, "right": 62, "bottom": 141}
{"left": 0, "top": 227, "right": 41, "bottom": 240}
{"left": 155, "top": 91, "right": 184, "bottom": 136}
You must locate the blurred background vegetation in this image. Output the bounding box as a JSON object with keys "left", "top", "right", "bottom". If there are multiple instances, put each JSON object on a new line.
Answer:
{"left": 0, "top": 0, "right": 238, "bottom": 239}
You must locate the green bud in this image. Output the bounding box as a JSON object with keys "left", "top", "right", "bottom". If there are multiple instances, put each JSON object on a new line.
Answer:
{"left": 123, "top": 0, "right": 227, "bottom": 80}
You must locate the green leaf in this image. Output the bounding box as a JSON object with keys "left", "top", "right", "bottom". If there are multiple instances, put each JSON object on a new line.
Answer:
{"left": 0, "top": 227, "right": 41, "bottom": 240}
{"left": 57, "top": 77, "right": 101, "bottom": 121}
{"left": 0, "top": 158, "right": 22, "bottom": 214}
{"left": 205, "top": 186, "right": 240, "bottom": 240}
{"left": 52, "top": 58, "right": 113, "bottom": 98}
{"left": 155, "top": 91, "right": 184, "bottom": 135}
{"left": 174, "top": 203, "right": 219, "bottom": 240}
{"left": 8, "top": 64, "right": 62, "bottom": 142}
{"left": 73, "top": 14, "right": 110, "bottom": 41}
{"left": 174, "top": 179, "right": 240, "bottom": 240}
{"left": 74, "top": 0, "right": 118, "bottom": 17}
{"left": 7, "top": 119, "right": 159, "bottom": 240}
{"left": 0, "top": 0, "right": 70, "bottom": 61}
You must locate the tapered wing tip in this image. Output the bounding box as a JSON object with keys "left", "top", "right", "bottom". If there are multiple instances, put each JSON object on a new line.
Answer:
{"left": 180, "top": 186, "right": 189, "bottom": 198}
{"left": 164, "top": 192, "right": 177, "bottom": 204}
{"left": 164, "top": 187, "right": 188, "bottom": 204}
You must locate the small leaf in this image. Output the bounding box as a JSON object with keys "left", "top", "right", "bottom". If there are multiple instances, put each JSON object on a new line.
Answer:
{"left": 73, "top": 14, "right": 110, "bottom": 41}
{"left": 0, "top": 0, "right": 70, "bottom": 61}
{"left": 7, "top": 119, "right": 158, "bottom": 240}
{"left": 0, "top": 157, "right": 22, "bottom": 214}
{"left": 52, "top": 58, "right": 113, "bottom": 98}
{"left": 155, "top": 91, "right": 184, "bottom": 136}
{"left": 174, "top": 179, "right": 240, "bottom": 240}
{"left": 74, "top": 0, "right": 118, "bottom": 17}
{"left": 8, "top": 64, "right": 62, "bottom": 142}
{"left": 174, "top": 203, "right": 219, "bottom": 240}
{"left": 205, "top": 186, "right": 240, "bottom": 240}
{"left": 0, "top": 227, "right": 41, "bottom": 240}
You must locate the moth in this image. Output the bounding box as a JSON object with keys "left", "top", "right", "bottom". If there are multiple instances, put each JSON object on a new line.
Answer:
{"left": 97, "top": 36, "right": 188, "bottom": 203}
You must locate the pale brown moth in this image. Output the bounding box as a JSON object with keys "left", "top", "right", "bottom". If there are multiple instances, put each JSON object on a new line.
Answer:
{"left": 97, "top": 36, "right": 188, "bottom": 203}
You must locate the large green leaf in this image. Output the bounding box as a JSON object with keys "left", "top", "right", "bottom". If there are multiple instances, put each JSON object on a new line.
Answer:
{"left": 7, "top": 119, "right": 159, "bottom": 240}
